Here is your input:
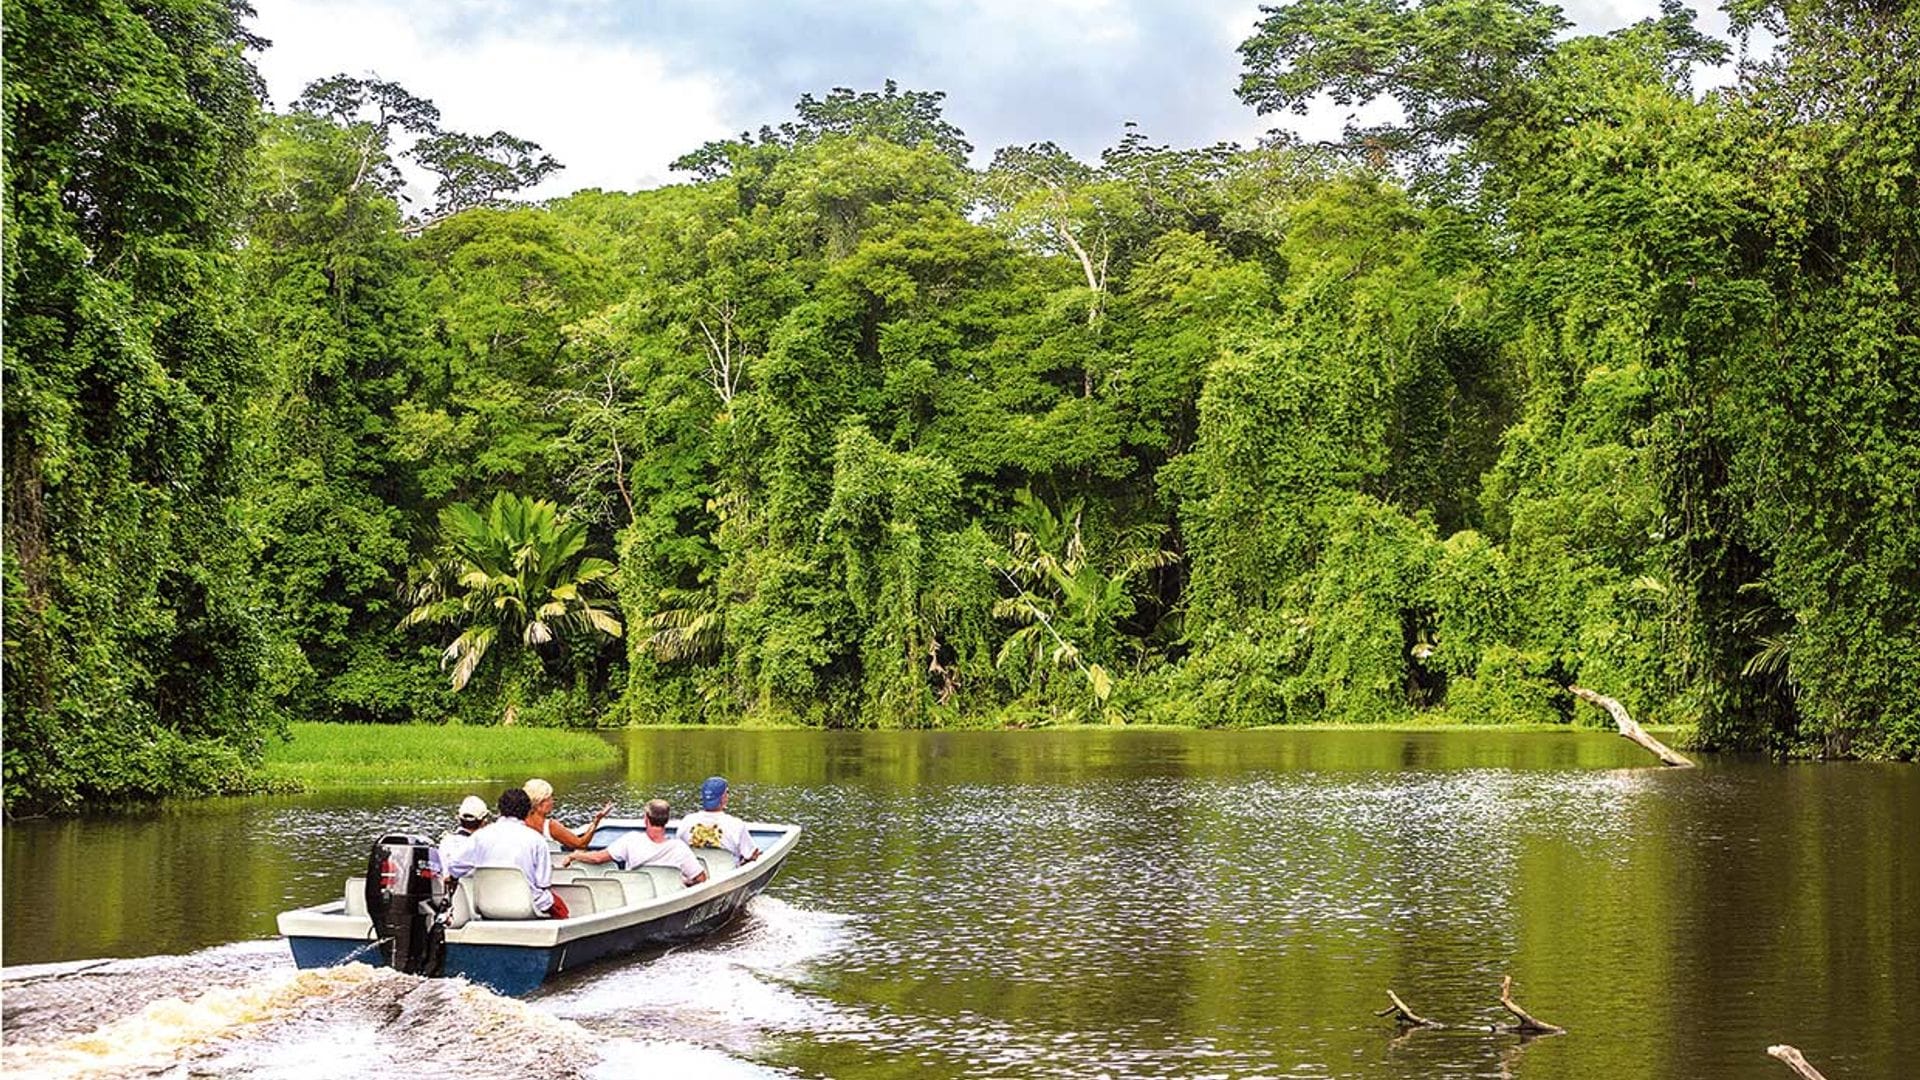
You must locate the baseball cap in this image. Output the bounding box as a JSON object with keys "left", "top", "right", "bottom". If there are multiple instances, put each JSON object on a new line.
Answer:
{"left": 458, "top": 795, "right": 490, "bottom": 823}
{"left": 699, "top": 776, "right": 729, "bottom": 810}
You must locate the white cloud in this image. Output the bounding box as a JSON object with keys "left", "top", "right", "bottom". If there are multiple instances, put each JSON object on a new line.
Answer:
{"left": 246, "top": 0, "right": 1730, "bottom": 198}
{"left": 249, "top": 0, "right": 732, "bottom": 199}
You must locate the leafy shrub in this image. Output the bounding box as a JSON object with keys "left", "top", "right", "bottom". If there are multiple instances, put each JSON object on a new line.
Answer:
{"left": 1435, "top": 646, "right": 1561, "bottom": 726}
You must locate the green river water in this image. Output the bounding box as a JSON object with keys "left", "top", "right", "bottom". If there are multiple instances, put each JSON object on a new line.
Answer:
{"left": 3, "top": 728, "right": 1915, "bottom": 1079}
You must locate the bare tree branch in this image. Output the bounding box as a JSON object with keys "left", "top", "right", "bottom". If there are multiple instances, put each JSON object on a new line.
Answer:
{"left": 1767, "top": 1045, "right": 1829, "bottom": 1080}
{"left": 1571, "top": 686, "right": 1695, "bottom": 767}
{"left": 1375, "top": 989, "right": 1441, "bottom": 1028}
{"left": 693, "top": 300, "right": 742, "bottom": 405}
{"left": 1493, "top": 975, "right": 1565, "bottom": 1036}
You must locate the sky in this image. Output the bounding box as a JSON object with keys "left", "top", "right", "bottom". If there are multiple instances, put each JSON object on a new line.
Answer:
{"left": 245, "top": 0, "right": 1745, "bottom": 202}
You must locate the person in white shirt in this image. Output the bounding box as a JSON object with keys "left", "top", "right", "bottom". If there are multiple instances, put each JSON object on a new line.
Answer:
{"left": 675, "top": 776, "right": 761, "bottom": 866}
{"left": 437, "top": 794, "right": 489, "bottom": 881}
{"left": 562, "top": 799, "right": 708, "bottom": 886}
{"left": 450, "top": 788, "right": 568, "bottom": 918}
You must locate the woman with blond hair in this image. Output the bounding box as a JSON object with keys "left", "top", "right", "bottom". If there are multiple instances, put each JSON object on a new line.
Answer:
{"left": 522, "top": 777, "right": 612, "bottom": 851}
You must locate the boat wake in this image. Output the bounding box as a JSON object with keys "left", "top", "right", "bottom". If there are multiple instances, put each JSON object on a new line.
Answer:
{"left": 1, "top": 898, "right": 849, "bottom": 1079}
{"left": 545, "top": 896, "right": 852, "bottom": 1055}
{"left": 2, "top": 942, "right": 597, "bottom": 1079}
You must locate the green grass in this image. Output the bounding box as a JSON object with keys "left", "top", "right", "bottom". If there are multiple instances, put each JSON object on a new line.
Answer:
{"left": 263, "top": 722, "right": 621, "bottom": 788}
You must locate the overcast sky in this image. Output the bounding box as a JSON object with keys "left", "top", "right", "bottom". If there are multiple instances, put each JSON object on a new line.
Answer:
{"left": 245, "top": 0, "right": 1743, "bottom": 201}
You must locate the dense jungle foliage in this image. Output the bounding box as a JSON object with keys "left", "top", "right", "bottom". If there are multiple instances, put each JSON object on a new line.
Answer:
{"left": 5, "top": 0, "right": 1916, "bottom": 812}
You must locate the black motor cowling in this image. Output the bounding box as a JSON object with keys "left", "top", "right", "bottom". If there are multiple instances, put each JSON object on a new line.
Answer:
{"left": 365, "top": 833, "right": 448, "bottom": 976}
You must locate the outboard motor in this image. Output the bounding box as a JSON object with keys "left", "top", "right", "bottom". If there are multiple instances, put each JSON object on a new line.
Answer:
{"left": 365, "top": 833, "right": 448, "bottom": 976}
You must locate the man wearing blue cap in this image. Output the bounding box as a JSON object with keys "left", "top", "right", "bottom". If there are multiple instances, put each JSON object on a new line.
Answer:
{"left": 675, "top": 776, "right": 761, "bottom": 865}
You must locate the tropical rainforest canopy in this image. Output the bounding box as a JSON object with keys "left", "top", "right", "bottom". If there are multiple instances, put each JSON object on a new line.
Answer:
{"left": 4, "top": 0, "right": 1916, "bottom": 811}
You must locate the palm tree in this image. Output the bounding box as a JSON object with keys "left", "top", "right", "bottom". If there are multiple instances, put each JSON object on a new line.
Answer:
{"left": 993, "top": 490, "right": 1175, "bottom": 712}
{"left": 642, "top": 585, "right": 726, "bottom": 663}
{"left": 401, "top": 493, "right": 622, "bottom": 696}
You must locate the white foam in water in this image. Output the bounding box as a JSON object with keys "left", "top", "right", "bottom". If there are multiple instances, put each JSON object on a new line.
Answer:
{"left": 2, "top": 900, "right": 854, "bottom": 1077}
{"left": 1, "top": 950, "right": 592, "bottom": 1077}
{"left": 584, "top": 1037, "right": 796, "bottom": 1079}
{"left": 3, "top": 965, "right": 382, "bottom": 1078}
{"left": 2, "top": 938, "right": 299, "bottom": 1051}
{"left": 710, "top": 894, "right": 856, "bottom": 985}
{"left": 545, "top": 896, "right": 857, "bottom": 1047}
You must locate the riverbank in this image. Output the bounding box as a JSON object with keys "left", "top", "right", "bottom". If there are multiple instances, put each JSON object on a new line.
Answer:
{"left": 265, "top": 719, "right": 1695, "bottom": 788}
{"left": 263, "top": 722, "right": 620, "bottom": 788}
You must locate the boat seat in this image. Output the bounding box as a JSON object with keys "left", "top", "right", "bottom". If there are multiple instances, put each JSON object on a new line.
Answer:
{"left": 445, "top": 878, "right": 475, "bottom": 929}
{"left": 618, "top": 864, "right": 695, "bottom": 891}
{"left": 635, "top": 865, "right": 688, "bottom": 892}
{"left": 574, "top": 877, "right": 626, "bottom": 910}
{"left": 566, "top": 861, "right": 611, "bottom": 877}
{"left": 550, "top": 883, "right": 596, "bottom": 917}
{"left": 550, "top": 867, "right": 581, "bottom": 884}
{"left": 344, "top": 877, "right": 367, "bottom": 917}
{"left": 694, "top": 852, "right": 731, "bottom": 878}
{"left": 606, "top": 869, "right": 658, "bottom": 905}
{"left": 468, "top": 867, "right": 538, "bottom": 920}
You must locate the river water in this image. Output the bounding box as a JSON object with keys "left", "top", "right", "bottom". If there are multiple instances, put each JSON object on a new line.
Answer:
{"left": 3, "top": 729, "right": 1915, "bottom": 1078}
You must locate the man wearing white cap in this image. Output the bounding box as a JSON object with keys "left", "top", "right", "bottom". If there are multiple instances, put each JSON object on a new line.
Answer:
{"left": 438, "top": 795, "right": 490, "bottom": 881}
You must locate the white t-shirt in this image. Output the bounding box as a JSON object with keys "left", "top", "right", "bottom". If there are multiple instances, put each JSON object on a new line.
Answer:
{"left": 675, "top": 810, "right": 760, "bottom": 865}
{"left": 452, "top": 818, "right": 555, "bottom": 914}
{"left": 604, "top": 830, "right": 705, "bottom": 884}
{"left": 438, "top": 828, "right": 479, "bottom": 880}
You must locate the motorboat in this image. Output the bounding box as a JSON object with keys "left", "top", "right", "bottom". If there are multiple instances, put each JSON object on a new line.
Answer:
{"left": 277, "top": 819, "right": 800, "bottom": 996}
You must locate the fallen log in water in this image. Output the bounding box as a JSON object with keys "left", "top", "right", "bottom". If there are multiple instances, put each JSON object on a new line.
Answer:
{"left": 1373, "top": 977, "right": 1564, "bottom": 1037}
{"left": 1570, "top": 686, "right": 1695, "bottom": 767}
{"left": 1492, "top": 974, "right": 1565, "bottom": 1035}
{"left": 1375, "top": 989, "right": 1441, "bottom": 1028}
{"left": 1767, "top": 1045, "right": 1830, "bottom": 1079}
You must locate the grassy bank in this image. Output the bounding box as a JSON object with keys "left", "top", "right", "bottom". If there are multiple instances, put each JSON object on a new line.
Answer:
{"left": 263, "top": 718, "right": 1689, "bottom": 790}
{"left": 263, "top": 722, "right": 621, "bottom": 788}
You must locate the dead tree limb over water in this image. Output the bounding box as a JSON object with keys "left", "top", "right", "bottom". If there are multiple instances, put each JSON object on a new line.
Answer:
{"left": 1570, "top": 686, "right": 1695, "bottom": 767}
{"left": 1767, "top": 1045, "right": 1830, "bottom": 1080}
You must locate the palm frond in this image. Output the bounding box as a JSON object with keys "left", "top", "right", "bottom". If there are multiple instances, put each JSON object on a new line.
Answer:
{"left": 1743, "top": 633, "right": 1796, "bottom": 682}
{"left": 446, "top": 626, "right": 496, "bottom": 691}
{"left": 582, "top": 608, "right": 624, "bottom": 639}
{"left": 645, "top": 605, "right": 722, "bottom": 662}
{"left": 399, "top": 597, "right": 465, "bottom": 630}
{"left": 572, "top": 558, "right": 617, "bottom": 584}
{"left": 995, "top": 624, "right": 1045, "bottom": 670}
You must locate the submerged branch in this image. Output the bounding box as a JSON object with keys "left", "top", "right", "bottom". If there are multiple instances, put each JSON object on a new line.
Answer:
{"left": 1375, "top": 989, "right": 1441, "bottom": 1028}
{"left": 1371, "top": 978, "right": 1562, "bottom": 1037}
{"left": 1492, "top": 974, "right": 1565, "bottom": 1036}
